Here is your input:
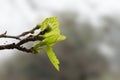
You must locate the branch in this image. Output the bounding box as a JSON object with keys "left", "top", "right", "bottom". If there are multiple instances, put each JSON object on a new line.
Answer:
{"left": 0, "top": 25, "right": 43, "bottom": 53}
{"left": 0, "top": 31, "right": 20, "bottom": 40}
{"left": 17, "top": 25, "right": 40, "bottom": 37}
{"left": 0, "top": 43, "right": 32, "bottom": 52}
{"left": 0, "top": 25, "right": 40, "bottom": 40}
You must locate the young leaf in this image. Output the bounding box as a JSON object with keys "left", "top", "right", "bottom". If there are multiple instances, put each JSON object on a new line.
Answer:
{"left": 40, "top": 17, "right": 66, "bottom": 46}
{"left": 40, "top": 17, "right": 59, "bottom": 31}
{"left": 32, "top": 17, "right": 66, "bottom": 71}
{"left": 46, "top": 46, "right": 60, "bottom": 71}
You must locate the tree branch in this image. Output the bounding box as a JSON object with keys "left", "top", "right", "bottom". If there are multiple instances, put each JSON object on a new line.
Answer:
{"left": 17, "top": 25, "right": 40, "bottom": 37}
{"left": 0, "top": 25, "right": 43, "bottom": 53}
{"left": 0, "top": 31, "right": 20, "bottom": 40}
{"left": 0, "top": 25, "right": 40, "bottom": 40}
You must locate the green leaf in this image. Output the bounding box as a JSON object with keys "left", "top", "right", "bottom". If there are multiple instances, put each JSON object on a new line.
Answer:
{"left": 41, "top": 17, "right": 59, "bottom": 31}
{"left": 32, "top": 17, "right": 66, "bottom": 71}
{"left": 41, "top": 17, "right": 66, "bottom": 46}
{"left": 57, "top": 35, "right": 66, "bottom": 41}
{"left": 46, "top": 46, "right": 60, "bottom": 71}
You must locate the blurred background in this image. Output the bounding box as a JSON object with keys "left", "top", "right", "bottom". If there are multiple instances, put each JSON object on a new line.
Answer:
{"left": 0, "top": 0, "right": 120, "bottom": 80}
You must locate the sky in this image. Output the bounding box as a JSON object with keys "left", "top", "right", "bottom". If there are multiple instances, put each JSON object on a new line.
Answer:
{"left": 0, "top": 0, "right": 120, "bottom": 62}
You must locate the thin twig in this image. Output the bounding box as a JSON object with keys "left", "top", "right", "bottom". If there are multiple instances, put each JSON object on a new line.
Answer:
{"left": 17, "top": 25, "right": 40, "bottom": 37}
{"left": 0, "top": 43, "right": 32, "bottom": 53}
{"left": 0, "top": 25, "right": 43, "bottom": 53}
{"left": 0, "top": 31, "right": 20, "bottom": 40}
{"left": 0, "top": 25, "right": 40, "bottom": 40}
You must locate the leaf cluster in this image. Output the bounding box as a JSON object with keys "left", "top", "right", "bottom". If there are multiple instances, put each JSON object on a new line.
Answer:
{"left": 32, "top": 17, "right": 66, "bottom": 71}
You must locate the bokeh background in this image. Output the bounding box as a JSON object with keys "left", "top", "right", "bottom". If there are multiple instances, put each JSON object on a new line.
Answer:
{"left": 0, "top": 0, "right": 120, "bottom": 80}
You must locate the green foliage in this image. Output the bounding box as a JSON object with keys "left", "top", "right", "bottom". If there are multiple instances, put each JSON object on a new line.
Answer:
{"left": 32, "top": 17, "right": 66, "bottom": 71}
{"left": 46, "top": 46, "right": 60, "bottom": 71}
